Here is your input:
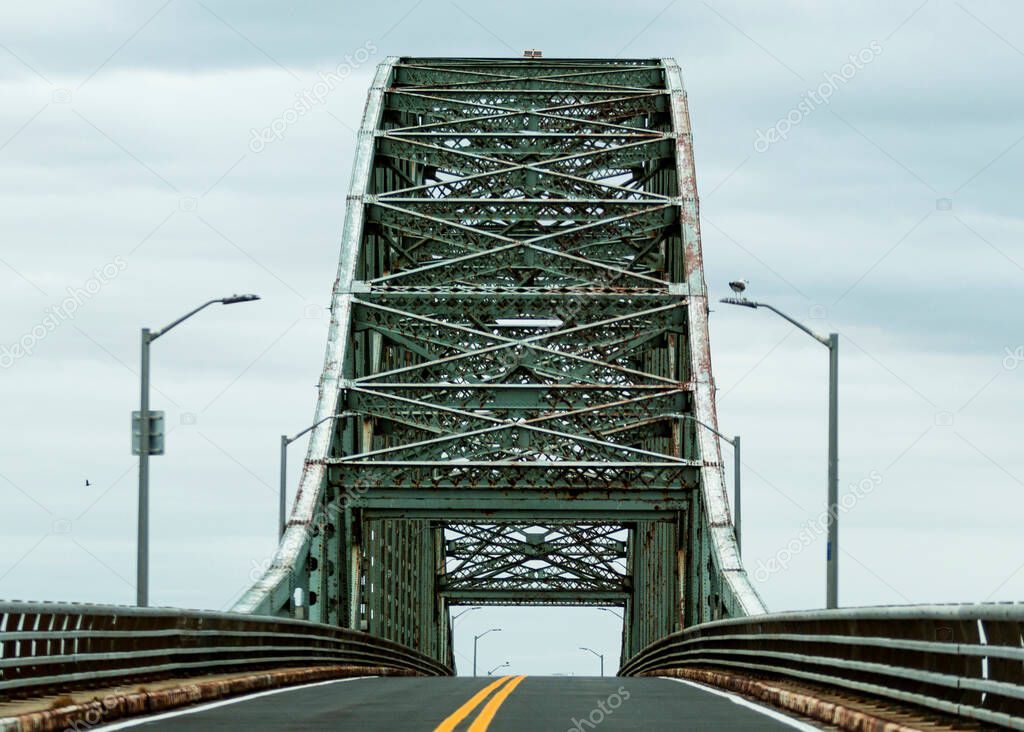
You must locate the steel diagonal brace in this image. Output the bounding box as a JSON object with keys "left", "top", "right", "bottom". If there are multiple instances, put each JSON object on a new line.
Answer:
{"left": 403, "top": 64, "right": 656, "bottom": 89}
{"left": 376, "top": 135, "right": 510, "bottom": 171}
{"left": 586, "top": 324, "right": 680, "bottom": 364}
{"left": 371, "top": 200, "right": 517, "bottom": 247}
{"left": 526, "top": 108, "right": 664, "bottom": 135}
{"left": 354, "top": 323, "right": 679, "bottom": 388}
{"left": 449, "top": 545, "right": 620, "bottom": 586}
{"left": 529, "top": 138, "right": 671, "bottom": 175}
{"left": 387, "top": 90, "right": 525, "bottom": 121}
{"left": 348, "top": 385, "right": 506, "bottom": 425}
{"left": 390, "top": 109, "right": 524, "bottom": 134}
{"left": 354, "top": 386, "right": 687, "bottom": 431}
{"left": 445, "top": 527, "right": 626, "bottom": 581}
{"left": 346, "top": 401, "right": 490, "bottom": 437}
{"left": 409, "top": 77, "right": 651, "bottom": 93}
{"left": 331, "top": 410, "right": 694, "bottom": 465}
{"left": 390, "top": 104, "right": 660, "bottom": 137}
{"left": 378, "top": 160, "right": 671, "bottom": 202}
{"left": 533, "top": 91, "right": 662, "bottom": 115}
{"left": 394, "top": 62, "right": 523, "bottom": 83}
{"left": 385, "top": 129, "right": 666, "bottom": 181}
{"left": 490, "top": 65, "right": 662, "bottom": 83}
{"left": 524, "top": 243, "right": 668, "bottom": 286}
{"left": 350, "top": 298, "right": 686, "bottom": 386}
{"left": 348, "top": 387, "right": 688, "bottom": 456}
{"left": 367, "top": 242, "right": 524, "bottom": 285}
{"left": 523, "top": 203, "right": 676, "bottom": 246}
{"left": 368, "top": 241, "right": 667, "bottom": 288}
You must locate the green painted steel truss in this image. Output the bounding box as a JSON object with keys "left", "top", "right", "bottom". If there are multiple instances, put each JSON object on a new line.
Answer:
{"left": 236, "top": 57, "right": 765, "bottom": 664}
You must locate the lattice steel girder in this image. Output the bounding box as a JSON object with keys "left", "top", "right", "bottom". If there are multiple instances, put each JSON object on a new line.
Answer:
{"left": 364, "top": 203, "right": 680, "bottom": 272}
{"left": 325, "top": 462, "right": 697, "bottom": 490}
{"left": 347, "top": 383, "right": 692, "bottom": 411}
{"left": 443, "top": 523, "right": 627, "bottom": 591}
{"left": 384, "top": 90, "right": 669, "bottom": 131}
{"left": 393, "top": 62, "right": 665, "bottom": 88}
{"left": 442, "top": 590, "right": 629, "bottom": 605}
{"left": 379, "top": 167, "right": 670, "bottom": 203}
{"left": 375, "top": 136, "right": 674, "bottom": 180}
{"left": 236, "top": 57, "right": 766, "bottom": 665}
{"left": 353, "top": 499, "right": 691, "bottom": 522}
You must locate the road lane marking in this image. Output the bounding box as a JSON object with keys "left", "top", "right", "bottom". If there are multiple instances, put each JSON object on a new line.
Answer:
{"left": 101, "top": 675, "right": 375, "bottom": 729}
{"left": 467, "top": 674, "right": 526, "bottom": 732}
{"left": 662, "top": 677, "right": 819, "bottom": 731}
{"left": 433, "top": 675, "right": 515, "bottom": 732}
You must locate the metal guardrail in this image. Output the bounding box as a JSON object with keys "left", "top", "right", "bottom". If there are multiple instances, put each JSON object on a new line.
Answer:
{"left": 0, "top": 601, "right": 450, "bottom": 698}
{"left": 620, "top": 603, "right": 1024, "bottom": 730}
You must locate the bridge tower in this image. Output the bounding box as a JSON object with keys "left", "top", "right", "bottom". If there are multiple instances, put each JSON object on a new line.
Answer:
{"left": 237, "top": 56, "right": 764, "bottom": 664}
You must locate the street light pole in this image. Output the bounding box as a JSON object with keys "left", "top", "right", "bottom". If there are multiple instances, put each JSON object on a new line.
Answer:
{"left": 452, "top": 606, "right": 482, "bottom": 622}
{"left": 487, "top": 661, "right": 510, "bottom": 676}
{"left": 827, "top": 332, "right": 839, "bottom": 610}
{"left": 136, "top": 294, "right": 260, "bottom": 607}
{"left": 681, "top": 414, "right": 742, "bottom": 556}
{"left": 280, "top": 413, "right": 348, "bottom": 538}
{"left": 279, "top": 435, "right": 288, "bottom": 539}
{"left": 580, "top": 646, "right": 604, "bottom": 676}
{"left": 473, "top": 628, "right": 501, "bottom": 677}
{"left": 138, "top": 328, "right": 151, "bottom": 608}
{"left": 721, "top": 295, "right": 839, "bottom": 608}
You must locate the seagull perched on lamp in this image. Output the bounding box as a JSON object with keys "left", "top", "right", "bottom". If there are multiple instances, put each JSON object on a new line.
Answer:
{"left": 728, "top": 279, "right": 748, "bottom": 295}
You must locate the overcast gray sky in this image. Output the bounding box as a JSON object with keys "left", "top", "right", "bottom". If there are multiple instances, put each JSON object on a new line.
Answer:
{"left": 1, "top": 1, "right": 1022, "bottom": 676}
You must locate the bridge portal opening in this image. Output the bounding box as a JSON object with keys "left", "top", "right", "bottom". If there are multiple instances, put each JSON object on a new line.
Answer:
{"left": 448, "top": 604, "right": 625, "bottom": 676}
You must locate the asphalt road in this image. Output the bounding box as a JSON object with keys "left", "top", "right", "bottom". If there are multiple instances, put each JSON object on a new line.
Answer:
{"left": 104, "top": 676, "right": 815, "bottom": 731}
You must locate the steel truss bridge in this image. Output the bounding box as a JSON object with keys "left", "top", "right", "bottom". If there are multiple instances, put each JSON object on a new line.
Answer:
{"left": 3, "top": 57, "right": 1023, "bottom": 732}
{"left": 235, "top": 55, "right": 762, "bottom": 662}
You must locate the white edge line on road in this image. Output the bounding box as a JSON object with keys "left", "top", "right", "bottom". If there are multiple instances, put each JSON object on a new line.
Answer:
{"left": 100, "top": 675, "right": 375, "bottom": 729}
{"left": 661, "top": 677, "right": 821, "bottom": 731}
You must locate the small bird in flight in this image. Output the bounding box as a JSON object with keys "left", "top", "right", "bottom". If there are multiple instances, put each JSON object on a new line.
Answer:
{"left": 729, "top": 279, "right": 748, "bottom": 295}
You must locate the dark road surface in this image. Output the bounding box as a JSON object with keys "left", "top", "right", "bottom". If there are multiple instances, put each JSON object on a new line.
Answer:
{"left": 102, "top": 675, "right": 817, "bottom": 731}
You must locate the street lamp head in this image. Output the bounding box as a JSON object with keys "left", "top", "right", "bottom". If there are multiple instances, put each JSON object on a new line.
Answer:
{"left": 220, "top": 293, "right": 261, "bottom": 305}
{"left": 720, "top": 296, "right": 758, "bottom": 309}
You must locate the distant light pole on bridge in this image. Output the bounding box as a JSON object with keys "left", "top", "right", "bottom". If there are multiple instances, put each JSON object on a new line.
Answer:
{"left": 135, "top": 294, "right": 260, "bottom": 608}
{"left": 280, "top": 413, "right": 349, "bottom": 538}
{"left": 680, "top": 414, "right": 742, "bottom": 556}
{"left": 487, "top": 661, "right": 510, "bottom": 676}
{"left": 721, "top": 293, "right": 839, "bottom": 609}
{"left": 580, "top": 646, "right": 605, "bottom": 676}
{"left": 595, "top": 607, "right": 623, "bottom": 620}
{"left": 472, "top": 628, "right": 501, "bottom": 677}
{"left": 452, "top": 606, "right": 482, "bottom": 623}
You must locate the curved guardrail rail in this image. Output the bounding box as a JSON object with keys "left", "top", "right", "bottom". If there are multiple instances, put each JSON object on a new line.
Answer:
{"left": 0, "top": 601, "right": 450, "bottom": 698}
{"left": 620, "top": 603, "right": 1024, "bottom": 730}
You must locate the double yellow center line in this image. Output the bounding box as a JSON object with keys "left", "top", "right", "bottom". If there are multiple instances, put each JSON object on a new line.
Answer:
{"left": 433, "top": 675, "right": 527, "bottom": 732}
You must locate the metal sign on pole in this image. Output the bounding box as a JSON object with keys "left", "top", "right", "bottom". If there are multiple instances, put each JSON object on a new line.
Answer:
{"left": 131, "top": 410, "right": 165, "bottom": 455}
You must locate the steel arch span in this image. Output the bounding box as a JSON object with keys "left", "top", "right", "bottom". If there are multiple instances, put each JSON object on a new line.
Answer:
{"left": 236, "top": 56, "right": 765, "bottom": 664}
